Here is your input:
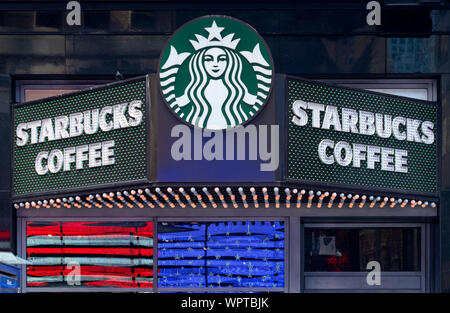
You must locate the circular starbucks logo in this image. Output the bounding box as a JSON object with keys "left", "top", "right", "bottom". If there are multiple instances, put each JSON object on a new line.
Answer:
{"left": 159, "top": 16, "right": 274, "bottom": 130}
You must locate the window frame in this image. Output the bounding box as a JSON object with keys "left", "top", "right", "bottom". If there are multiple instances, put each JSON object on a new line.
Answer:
{"left": 319, "top": 78, "right": 437, "bottom": 102}
{"left": 15, "top": 79, "right": 113, "bottom": 103}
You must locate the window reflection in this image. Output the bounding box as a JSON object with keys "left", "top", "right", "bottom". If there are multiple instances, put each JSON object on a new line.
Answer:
{"left": 24, "top": 89, "right": 81, "bottom": 102}
{"left": 304, "top": 228, "right": 420, "bottom": 272}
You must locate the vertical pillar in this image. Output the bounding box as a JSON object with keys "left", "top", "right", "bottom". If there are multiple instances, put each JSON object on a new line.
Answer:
{"left": 288, "top": 216, "right": 301, "bottom": 292}
{"left": 0, "top": 74, "right": 11, "bottom": 253}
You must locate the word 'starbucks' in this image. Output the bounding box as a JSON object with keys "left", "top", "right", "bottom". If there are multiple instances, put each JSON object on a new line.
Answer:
{"left": 292, "top": 99, "right": 435, "bottom": 173}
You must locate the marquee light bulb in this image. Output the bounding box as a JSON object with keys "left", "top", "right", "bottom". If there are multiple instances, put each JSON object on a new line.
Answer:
{"left": 359, "top": 195, "right": 367, "bottom": 208}
{"left": 388, "top": 198, "right": 396, "bottom": 208}
{"left": 202, "top": 187, "right": 217, "bottom": 208}
{"left": 274, "top": 188, "right": 280, "bottom": 208}
{"left": 307, "top": 191, "right": 314, "bottom": 208}
{"left": 317, "top": 191, "right": 326, "bottom": 208}
{"left": 349, "top": 195, "right": 359, "bottom": 208}
{"left": 338, "top": 194, "right": 346, "bottom": 208}
{"left": 250, "top": 187, "right": 259, "bottom": 208}
{"left": 327, "top": 193, "right": 336, "bottom": 208}
{"left": 262, "top": 187, "right": 269, "bottom": 208}
{"left": 214, "top": 188, "right": 227, "bottom": 208}
{"left": 226, "top": 187, "right": 238, "bottom": 208}
{"left": 238, "top": 187, "right": 248, "bottom": 208}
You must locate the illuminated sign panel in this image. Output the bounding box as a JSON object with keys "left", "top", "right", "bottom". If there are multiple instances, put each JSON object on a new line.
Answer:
{"left": 13, "top": 77, "right": 150, "bottom": 196}
{"left": 158, "top": 15, "right": 274, "bottom": 131}
{"left": 286, "top": 77, "right": 438, "bottom": 195}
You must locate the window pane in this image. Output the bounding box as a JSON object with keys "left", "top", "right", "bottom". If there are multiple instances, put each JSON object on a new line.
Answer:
{"left": 24, "top": 89, "right": 81, "bottom": 102}
{"left": 304, "top": 228, "right": 420, "bottom": 272}
{"left": 158, "top": 221, "right": 285, "bottom": 288}
{"left": 366, "top": 88, "right": 428, "bottom": 101}
{"left": 26, "top": 221, "right": 153, "bottom": 288}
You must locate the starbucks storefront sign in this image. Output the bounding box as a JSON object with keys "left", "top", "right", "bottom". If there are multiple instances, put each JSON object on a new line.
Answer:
{"left": 13, "top": 77, "right": 151, "bottom": 197}
{"left": 11, "top": 12, "right": 440, "bottom": 294}
{"left": 286, "top": 77, "right": 438, "bottom": 195}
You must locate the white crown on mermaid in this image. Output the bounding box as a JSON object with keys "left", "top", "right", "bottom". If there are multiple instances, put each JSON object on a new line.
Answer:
{"left": 189, "top": 21, "right": 241, "bottom": 51}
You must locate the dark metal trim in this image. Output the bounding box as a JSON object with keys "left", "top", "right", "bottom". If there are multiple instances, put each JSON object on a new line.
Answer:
{"left": 16, "top": 206, "right": 438, "bottom": 219}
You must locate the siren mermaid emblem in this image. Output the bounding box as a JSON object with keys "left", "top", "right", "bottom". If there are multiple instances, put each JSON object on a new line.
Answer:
{"left": 159, "top": 17, "right": 274, "bottom": 130}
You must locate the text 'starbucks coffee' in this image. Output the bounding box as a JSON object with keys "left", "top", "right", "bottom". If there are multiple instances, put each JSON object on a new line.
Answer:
{"left": 158, "top": 16, "right": 274, "bottom": 130}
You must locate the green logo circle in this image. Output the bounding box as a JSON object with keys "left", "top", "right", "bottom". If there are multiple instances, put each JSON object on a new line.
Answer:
{"left": 159, "top": 16, "right": 274, "bottom": 130}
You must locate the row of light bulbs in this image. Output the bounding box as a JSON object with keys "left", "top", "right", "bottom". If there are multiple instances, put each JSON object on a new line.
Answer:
{"left": 14, "top": 187, "right": 437, "bottom": 210}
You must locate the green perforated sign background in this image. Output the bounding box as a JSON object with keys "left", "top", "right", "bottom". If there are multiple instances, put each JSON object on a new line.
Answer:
{"left": 13, "top": 78, "right": 148, "bottom": 196}
{"left": 286, "top": 78, "right": 438, "bottom": 194}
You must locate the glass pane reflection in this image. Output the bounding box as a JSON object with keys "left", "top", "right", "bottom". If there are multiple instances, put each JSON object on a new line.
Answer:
{"left": 304, "top": 228, "right": 420, "bottom": 272}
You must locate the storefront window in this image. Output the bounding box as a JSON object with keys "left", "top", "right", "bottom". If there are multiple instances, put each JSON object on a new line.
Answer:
{"left": 23, "top": 89, "right": 83, "bottom": 102}
{"left": 16, "top": 80, "right": 111, "bottom": 103}
{"left": 322, "top": 79, "right": 435, "bottom": 102}
{"left": 365, "top": 88, "right": 428, "bottom": 100}
{"left": 304, "top": 228, "right": 420, "bottom": 272}
{"left": 26, "top": 221, "right": 154, "bottom": 288}
{"left": 158, "top": 221, "right": 285, "bottom": 288}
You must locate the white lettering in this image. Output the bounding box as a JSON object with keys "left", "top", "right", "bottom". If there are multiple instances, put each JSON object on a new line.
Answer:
{"left": 16, "top": 123, "right": 28, "bottom": 146}
{"left": 292, "top": 100, "right": 308, "bottom": 126}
